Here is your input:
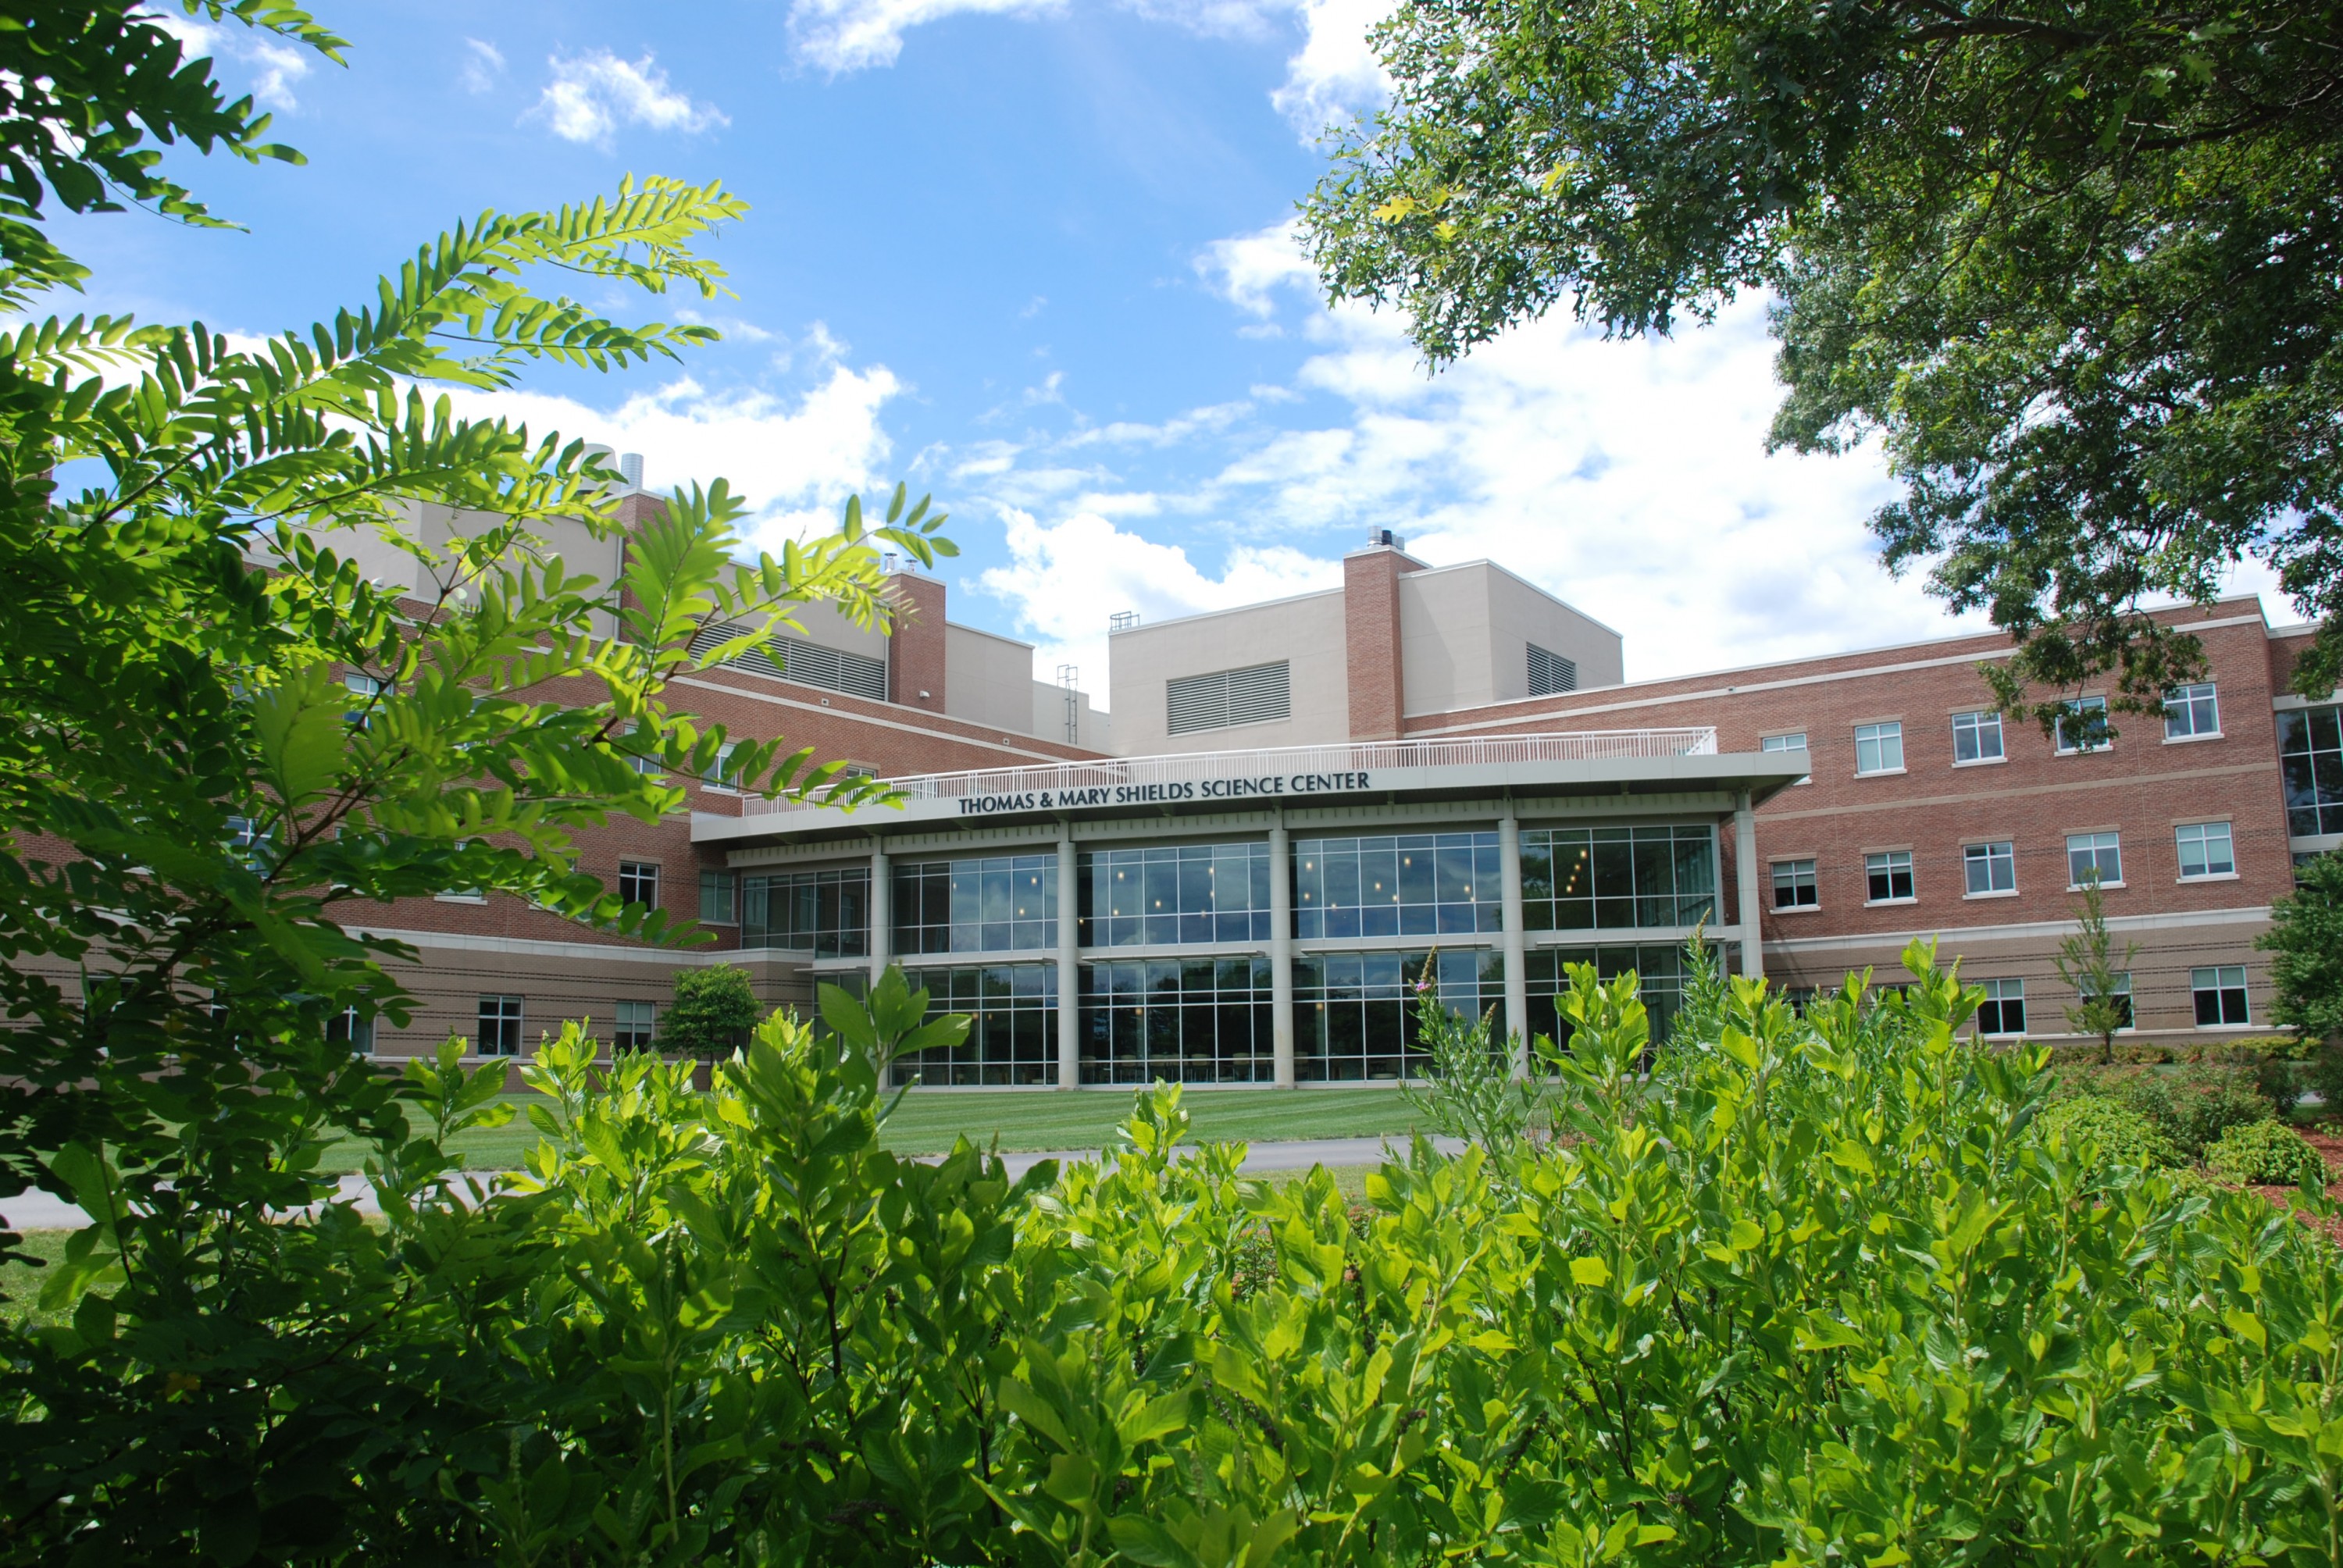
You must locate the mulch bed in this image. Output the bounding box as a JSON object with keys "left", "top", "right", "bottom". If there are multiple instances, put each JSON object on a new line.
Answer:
{"left": 2248, "top": 1124, "right": 2343, "bottom": 1245}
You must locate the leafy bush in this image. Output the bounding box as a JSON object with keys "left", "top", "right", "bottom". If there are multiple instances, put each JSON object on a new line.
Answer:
{"left": 658, "top": 963, "right": 761, "bottom": 1062}
{"left": 10, "top": 946, "right": 2343, "bottom": 1563}
{"left": 2118, "top": 1067, "right": 2273, "bottom": 1158}
{"left": 2038, "top": 1094, "right": 2183, "bottom": 1173}
{"left": 2206, "top": 1120, "right": 2334, "bottom": 1188}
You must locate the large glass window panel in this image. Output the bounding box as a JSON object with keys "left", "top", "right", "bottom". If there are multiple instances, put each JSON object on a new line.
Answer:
{"left": 1520, "top": 825, "right": 1714, "bottom": 932}
{"left": 740, "top": 867, "right": 869, "bottom": 957}
{"left": 893, "top": 854, "right": 1056, "bottom": 953}
{"left": 1292, "top": 832, "right": 1502, "bottom": 940}
{"left": 1292, "top": 950, "right": 1500, "bottom": 1082}
{"left": 1518, "top": 946, "right": 1703, "bottom": 1055}
{"left": 891, "top": 963, "right": 1058, "bottom": 1086}
{"left": 2278, "top": 707, "right": 2343, "bottom": 838}
{"left": 1079, "top": 842, "right": 1274, "bottom": 948}
{"left": 1079, "top": 954, "right": 1275, "bottom": 1084}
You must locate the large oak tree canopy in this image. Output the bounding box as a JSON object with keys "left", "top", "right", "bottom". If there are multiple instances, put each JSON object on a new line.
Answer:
{"left": 1303, "top": 0, "right": 2343, "bottom": 714}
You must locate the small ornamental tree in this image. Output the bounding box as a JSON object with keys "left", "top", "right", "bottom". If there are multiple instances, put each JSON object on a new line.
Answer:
{"left": 2260, "top": 850, "right": 2343, "bottom": 1042}
{"left": 2057, "top": 875, "right": 2139, "bottom": 1064}
{"left": 661, "top": 964, "right": 761, "bottom": 1063}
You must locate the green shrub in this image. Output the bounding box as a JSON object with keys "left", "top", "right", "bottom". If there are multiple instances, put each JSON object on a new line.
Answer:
{"left": 2206, "top": 1120, "right": 2334, "bottom": 1186}
{"left": 2309, "top": 1039, "right": 2343, "bottom": 1115}
{"left": 10, "top": 950, "right": 2343, "bottom": 1563}
{"left": 2118, "top": 1066, "right": 2272, "bottom": 1157}
{"left": 2177, "top": 1033, "right": 2318, "bottom": 1064}
{"left": 2039, "top": 1094, "right": 2183, "bottom": 1171}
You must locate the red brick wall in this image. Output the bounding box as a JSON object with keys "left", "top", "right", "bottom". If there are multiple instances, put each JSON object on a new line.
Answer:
{"left": 1343, "top": 547, "right": 1421, "bottom": 740}
{"left": 886, "top": 571, "right": 949, "bottom": 718}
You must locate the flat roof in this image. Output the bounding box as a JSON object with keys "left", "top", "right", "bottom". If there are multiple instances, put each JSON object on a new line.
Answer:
{"left": 694, "top": 729, "right": 1808, "bottom": 850}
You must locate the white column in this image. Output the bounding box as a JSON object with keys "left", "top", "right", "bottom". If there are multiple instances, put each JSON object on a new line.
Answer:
{"left": 1499, "top": 806, "right": 1529, "bottom": 1078}
{"left": 1057, "top": 825, "right": 1079, "bottom": 1090}
{"left": 1733, "top": 791, "right": 1763, "bottom": 982}
{"left": 1269, "top": 818, "right": 1296, "bottom": 1089}
{"left": 868, "top": 839, "right": 891, "bottom": 987}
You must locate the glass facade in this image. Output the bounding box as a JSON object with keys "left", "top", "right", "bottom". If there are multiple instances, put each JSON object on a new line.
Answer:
{"left": 742, "top": 868, "right": 870, "bottom": 956}
{"left": 893, "top": 854, "right": 1057, "bottom": 954}
{"left": 1293, "top": 832, "right": 1501, "bottom": 939}
{"left": 1079, "top": 843, "right": 1274, "bottom": 946}
{"left": 1519, "top": 945, "right": 1701, "bottom": 1051}
{"left": 1079, "top": 956, "right": 1277, "bottom": 1084}
{"left": 1294, "top": 950, "right": 1502, "bottom": 1082}
{"left": 1520, "top": 825, "right": 1716, "bottom": 931}
{"left": 891, "top": 964, "right": 1059, "bottom": 1086}
{"left": 2279, "top": 707, "right": 2343, "bottom": 838}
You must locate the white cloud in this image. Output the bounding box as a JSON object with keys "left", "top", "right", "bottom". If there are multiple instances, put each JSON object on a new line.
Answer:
{"left": 437, "top": 363, "right": 905, "bottom": 551}
{"left": 460, "top": 38, "right": 505, "bottom": 94}
{"left": 530, "top": 51, "right": 728, "bottom": 149}
{"left": 152, "top": 13, "right": 314, "bottom": 111}
{"left": 788, "top": 0, "right": 1067, "bottom": 72}
{"left": 960, "top": 216, "right": 1989, "bottom": 685}
{"left": 1269, "top": 0, "right": 1389, "bottom": 140}
{"left": 979, "top": 508, "right": 1343, "bottom": 704}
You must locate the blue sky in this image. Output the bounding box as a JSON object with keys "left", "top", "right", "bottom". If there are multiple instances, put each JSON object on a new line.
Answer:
{"left": 68, "top": 0, "right": 2027, "bottom": 705}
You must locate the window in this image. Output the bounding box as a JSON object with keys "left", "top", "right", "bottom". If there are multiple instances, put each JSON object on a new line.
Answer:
{"left": 1527, "top": 643, "right": 1578, "bottom": 696}
{"left": 741, "top": 868, "right": 871, "bottom": 957}
{"left": 1864, "top": 850, "right": 1915, "bottom": 902}
{"left": 2081, "top": 974, "right": 2134, "bottom": 1031}
{"left": 1082, "top": 843, "right": 1272, "bottom": 946}
{"left": 2175, "top": 821, "right": 2235, "bottom": 879}
{"left": 1521, "top": 945, "right": 1701, "bottom": 1054}
{"left": 897, "top": 854, "right": 1061, "bottom": 953}
{"left": 326, "top": 1006, "right": 375, "bottom": 1054}
{"left": 1295, "top": 950, "right": 1503, "bottom": 1084}
{"left": 2191, "top": 966, "right": 2250, "bottom": 1027}
{"left": 2163, "top": 682, "right": 2220, "bottom": 739}
{"left": 2054, "top": 696, "right": 2110, "bottom": 754}
{"left": 224, "top": 814, "right": 271, "bottom": 872}
{"left": 1976, "top": 978, "right": 2027, "bottom": 1037}
{"left": 613, "top": 1000, "right": 657, "bottom": 1050}
{"left": 1166, "top": 661, "right": 1291, "bottom": 735}
{"left": 618, "top": 860, "right": 660, "bottom": 909}
{"left": 1297, "top": 832, "right": 1506, "bottom": 939}
{"left": 1079, "top": 955, "right": 1277, "bottom": 1085}
{"left": 1963, "top": 841, "right": 2017, "bottom": 894}
{"left": 1771, "top": 858, "right": 1818, "bottom": 910}
{"left": 1761, "top": 732, "right": 1811, "bottom": 785}
{"left": 1517, "top": 825, "right": 1717, "bottom": 932}
{"left": 686, "top": 618, "right": 890, "bottom": 701}
{"left": 1854, "top": 722, "right": 1903, "bottom": 775}
{"left": 703, "top": 742, "right": 740, "bottom": 792}
{"left": 343, "top": 672, "right": 385, "bottom": 727}
{"left": 893, "top": 963, "right": 1061, "bottom": 1087}
{"left": 437, "top": 837, "right": 485, "bottom": 903}
{"left": 476, "top": 995, "right": 524, "bottom": 1057}
{"left": 2066, "top": 832, "right": 2124, "bottom": 888}
{"left": 2277, "top": 706, "right": 2343, "bottom": 837}
{"left": 699, "top": 869, "right": 736, "bottom": 924}
{"left": 1952, "top": 710, "right": 2004, "bottom": 764}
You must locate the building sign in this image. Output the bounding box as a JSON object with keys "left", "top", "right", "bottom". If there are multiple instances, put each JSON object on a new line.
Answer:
{"left": 955, "top": 770, "right": 1372, "bottom": 817}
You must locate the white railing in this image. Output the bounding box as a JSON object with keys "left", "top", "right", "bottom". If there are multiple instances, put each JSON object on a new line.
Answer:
{"left": 740, "top": 729, "right": 1719, "bottom": 816}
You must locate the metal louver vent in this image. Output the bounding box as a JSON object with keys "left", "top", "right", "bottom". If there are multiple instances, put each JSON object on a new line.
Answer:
{"left": 689, "top": 620, "right": 890, "bottom": 702}
{"left": 1528, "top": 643, "right": 1578, "bottom": 697}
{"left": 1166, "top": 661, "right": 1290, "bottom": 736}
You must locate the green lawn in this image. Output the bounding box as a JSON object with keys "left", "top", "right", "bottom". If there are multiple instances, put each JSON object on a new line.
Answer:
{"left": 0, "top": 1230, "right": 73, "bottom": 1329}
{"left": 311, "top": 1085, "right": 1432, "bottom": 1173}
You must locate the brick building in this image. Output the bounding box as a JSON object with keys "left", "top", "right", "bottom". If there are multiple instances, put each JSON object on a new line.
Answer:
{"left": 324, "top": 521, "right": 2336, "bottom": 1075}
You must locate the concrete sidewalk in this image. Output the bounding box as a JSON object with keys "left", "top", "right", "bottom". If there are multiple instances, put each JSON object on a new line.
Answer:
{"left": 1, "top": 1135, "right": 1458, "bottom": 1231}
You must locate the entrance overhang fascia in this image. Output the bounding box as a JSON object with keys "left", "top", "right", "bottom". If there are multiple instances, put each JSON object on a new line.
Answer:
{"left": 694, "top": 749, "right": 1804, "bottom": 859}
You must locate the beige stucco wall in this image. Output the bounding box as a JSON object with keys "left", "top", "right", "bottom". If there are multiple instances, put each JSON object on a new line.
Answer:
{"left": 1398, "top": 561, "right": 1623, "bottom": 716}
{"left": 1107, "top": 589, "right": 1350, "bottom": 755}
{"left": 1030, "top": 681, "right": 1111, "bottom": 750}
{"left": 946, "top": 622, "right": 1042, "bottom": 733}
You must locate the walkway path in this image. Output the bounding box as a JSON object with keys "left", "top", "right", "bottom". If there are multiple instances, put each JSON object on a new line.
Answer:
{"left": 0, "top": 1135, "right": 1460, "bottom": 1231}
